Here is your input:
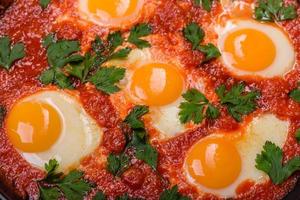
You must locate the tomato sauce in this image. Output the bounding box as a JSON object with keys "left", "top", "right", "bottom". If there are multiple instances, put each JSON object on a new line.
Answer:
{"left": 0, "top": 0, "right": 299, "bottom": 199}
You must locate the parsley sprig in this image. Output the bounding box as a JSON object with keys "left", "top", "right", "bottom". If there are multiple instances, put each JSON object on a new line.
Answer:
{"left": 0, "top": 36, "right": 25, "bottom": 70}
{"left": 179, "top": 89, "right": 219, "bottom": 124}
{"left": 183, "top": 23, "right": 220, "bottom": 62}
{"left": 107, "top": 106, "right": 158, "bottom": 176}
{"left": 38, "top": 159, "right": 93, "bottom": 200}
{"left": 40, "top": 24, "right": 152, "bottom": 93}
{"left": 194, "top": 0, "right": 214, "bottom": 12}
{"left": 216, "top": 83, "right": 260, "bottom": 122}
{"left": 255, "top": 141, "right": 300, "bottom": 184}
{"left": 159, "top": 185, "right": 190, "bottom": 200}
{"left": 254, "top": 0, "right": 297, "bottom": 22}
{"left": 296, "top": 129, "right": 300, "bottom": 143}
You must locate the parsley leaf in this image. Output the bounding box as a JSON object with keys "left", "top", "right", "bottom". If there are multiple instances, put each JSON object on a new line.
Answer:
{"left": 40, "top": 67, "right": 73, "bottom": 89}
{"left": 124, "top": 105, "right": 149, "bottom": 129}
{"left": 0, "top": 36, "right": 25, "bottom": 70}
{"left": 116, "top": 194, "right": 138, "bottom": 200}
{"left": 295, "top": 129, "right": 300, "bottom": 143}
{"left": 89, "top": 67, "right": 125, "bottom": 94}
{"left": 254, "top": 0, "right": 297, "bottom": 22}
{"left": 197, "top": 43, "right": 221, "bottom": 62}
{"left": 38, "top": 159, "right": 93, "bottom": 200}
{"left": 289, "top": 85, "right": 300, "bottom": 103}
{"left": 136, "top": 143, "right": 158, "bottom": 169}
{"left": 39, "top": 186, "right": 60, "bottom": 200}
{"left": 40, "top": 0, "right": 51, "bottom": 9}
{"left": 255, "top": 141, "right": 300, "bottom": 184}
{"left": 107, "top": 153, "right": 130, "bottom": 176}
{"left": 183, "top": 22, "right": 204, "bottom": 50}
{"left": 0, "top": 106, "right": 6, "bottom": 127}
{"left": 183, "top": 23, "right": 220, "bottom": 62}
{"left": 160, "top": 185, "right": 190, "bottom": 200}
{"left": 107, "top": 31, "right": 124, "bottom": 52}
{"left": 179, "top": 89, "right": 219, "bottom": 124}
{"left": 216, "top": 84, "right": 260, "bottom": 122}
{"left": 128, "top": 24, "right": 152, "bottom": 49}
{"left": 93, "top": 191, "right": 106, "bottom": 200}
{"left": 194, "top": 0, "right": 213, "bottom": 12}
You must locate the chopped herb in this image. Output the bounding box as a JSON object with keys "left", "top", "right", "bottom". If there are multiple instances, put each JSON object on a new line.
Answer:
{"left": 255, "top": 141, "right": 300, "bottom": 184}
{"left": 40, "top": 67, "right": 73, "bottom": 89}
{"left": 295, "top": 129, "right": 300, "bottom": 143}
{"left": 89, "top": 67, "right": 125, "bottom": 94}
{"left": 135, "top": 143, "right": 158, "bottom": 169}
{"left": 107, "top": 153, "right": 130, "bottom": 176}
{"left": 107, "top": 31, "right": 124, "bottom": 52}
{"left": 128, "top": 24, "right": 152, "bottom": 49}
{"left": 254, "top": 0, "right": 297, "bottom": 22}
{"left": 179, "top": 88, "right": 219, "bottom": 124}
{"left": 160, "top": 185, "right": 191, "bottom": 200}
{"left": 289, "top": 84, "right": 300, "bottom": 103}
{"left": 39, "top": 0, "right": 51, "bottom": 9}
{"left": 0, "top": 106, "right": 6, "bottom": 127}
{"left": 124, "top": 105, "right": 149, "bottom": 129}
{"left": 0, "top": 36, "right": 25, "bottom": 70}
{"left": 38, "top": 159, "right": 93, "bottom": 200}
{"left": 93, "top": 191, "right": 106, "bottom": 200}
{"left": 216, "top": 83, "right": 260, "bottom": 122}
{"left": 183, "top": 23, "right": 220, "bottom": 62}
{"left": 116, "top": 194, "right": 139, "bottom": 200}
{"left": 194, "top": 0, "right": 213, "bottom": 12}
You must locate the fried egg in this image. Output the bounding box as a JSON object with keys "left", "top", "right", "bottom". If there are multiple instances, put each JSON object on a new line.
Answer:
{"left": 218, "top": 20, "right": 295, "bottom": 78}
{"left": 108, "top": 49, "right": 207, "bottom": 138}
{"left": 5, "top": 90, "right": 102, "bottom": 172}
{"left": 78, "top": 0, "right": 144, "bottom": 27}
{"left": 184, "top": 113, "right": 289, "bottom": 198}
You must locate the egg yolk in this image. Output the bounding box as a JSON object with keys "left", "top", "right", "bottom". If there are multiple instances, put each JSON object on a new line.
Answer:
{"left": 87, "top": 0, "right": 139, "bottom": 18}
{"left": 224, "top": 28, "right": 276, "bottom": 72}
{"left": 185, "top": 137, "right": 241, "bottom": 189}
{"left": 130, "top": 63, "right": 184, "bottom": 106}
{"left": 6, "top": 102, "right": 62, "bottom": 153}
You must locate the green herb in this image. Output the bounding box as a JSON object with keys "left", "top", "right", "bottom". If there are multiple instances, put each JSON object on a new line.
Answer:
{"left": 93, "top": 191, "right": 106, "bottom": 200}
{"left": 107, "top": 153, "right": 130, "bottom": 176}
{"left": 135, "top": 143, "right": 158, "bottom": 169}
{"left": 40, "top": 0, "right": 51, "bottom": 9}
{"left": 0, "top": 106, "right": 6, "bottom": 127}
{"left": 254, "top": 0, "right": 297, "bottom": 22}
{"left": 124, "top": 105, "right": 149, "bottom": 129}
{"left": 194, "top": 0, "right": 213, "bottom": 12}
{"left": 38, "top": 159, "right": 93, "bottom": 200}
{"left": 40, "top": 34, "right": 83, "bottom": 89}
{"left": 216, "top": 83, "right": 260, "bottom": 122}
{"left": 179, "top": 89, "right": 219, "bottom": 124}
{"left": 0, "top": 36, "right": 25, "bottom": 70}
{"left": 128, "top": 24, "right": 152, "bottom": 49}
{"left": 160, "top": 185, "right": 191, "bottom": 200}
{"left": 89, "top": 67, "right": 125, "bottom": 94}
{"left": 289, "top": 84, "right": 300, "bottom": 103}
{"left": 183, "top": 23, "right": 220, "bottom": 62}
{"left": 295, "top": 129, "right": 300, "bottom": 143}
{"left": 255, "top": 141, "right": 300, "bottom": 184}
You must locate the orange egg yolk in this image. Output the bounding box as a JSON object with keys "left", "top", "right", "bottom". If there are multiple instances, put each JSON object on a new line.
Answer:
{"left": 129, "top": 63, "right": 184, "bottom": 106}
{"left": 224, "top": 28, "right": 276, "bottom": 72}
{"left": 6, "top": 102, "right": 62, "bottom": 153}
{"left": 185, "top": 137, "right": 241, "bottom": 189}
{"left": 87, "top": 0, "right": 139, "bottom": 18}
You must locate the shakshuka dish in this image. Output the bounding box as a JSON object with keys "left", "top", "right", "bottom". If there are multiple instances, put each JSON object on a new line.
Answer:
{"left": 0, "top": 0, "right": 299, "bottom": 199}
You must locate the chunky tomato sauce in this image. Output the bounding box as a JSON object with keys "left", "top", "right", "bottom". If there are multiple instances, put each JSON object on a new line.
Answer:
{"left": 0, "top": 0, "right": 299, "bottom": 199}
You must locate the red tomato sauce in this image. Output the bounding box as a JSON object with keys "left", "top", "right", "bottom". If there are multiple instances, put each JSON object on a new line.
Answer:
{"left": 0, "top": 0, "right": 299, "bottom": 199}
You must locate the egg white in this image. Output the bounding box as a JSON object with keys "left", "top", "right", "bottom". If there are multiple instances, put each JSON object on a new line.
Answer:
{"left": 20, "top": 90, "right": 102, "bottom": 172}
{"left": 185, "top": 113, "right": 289, "bottom": 198}
{"left": 218, "top": 20, "right": 295, "bottom": 78}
